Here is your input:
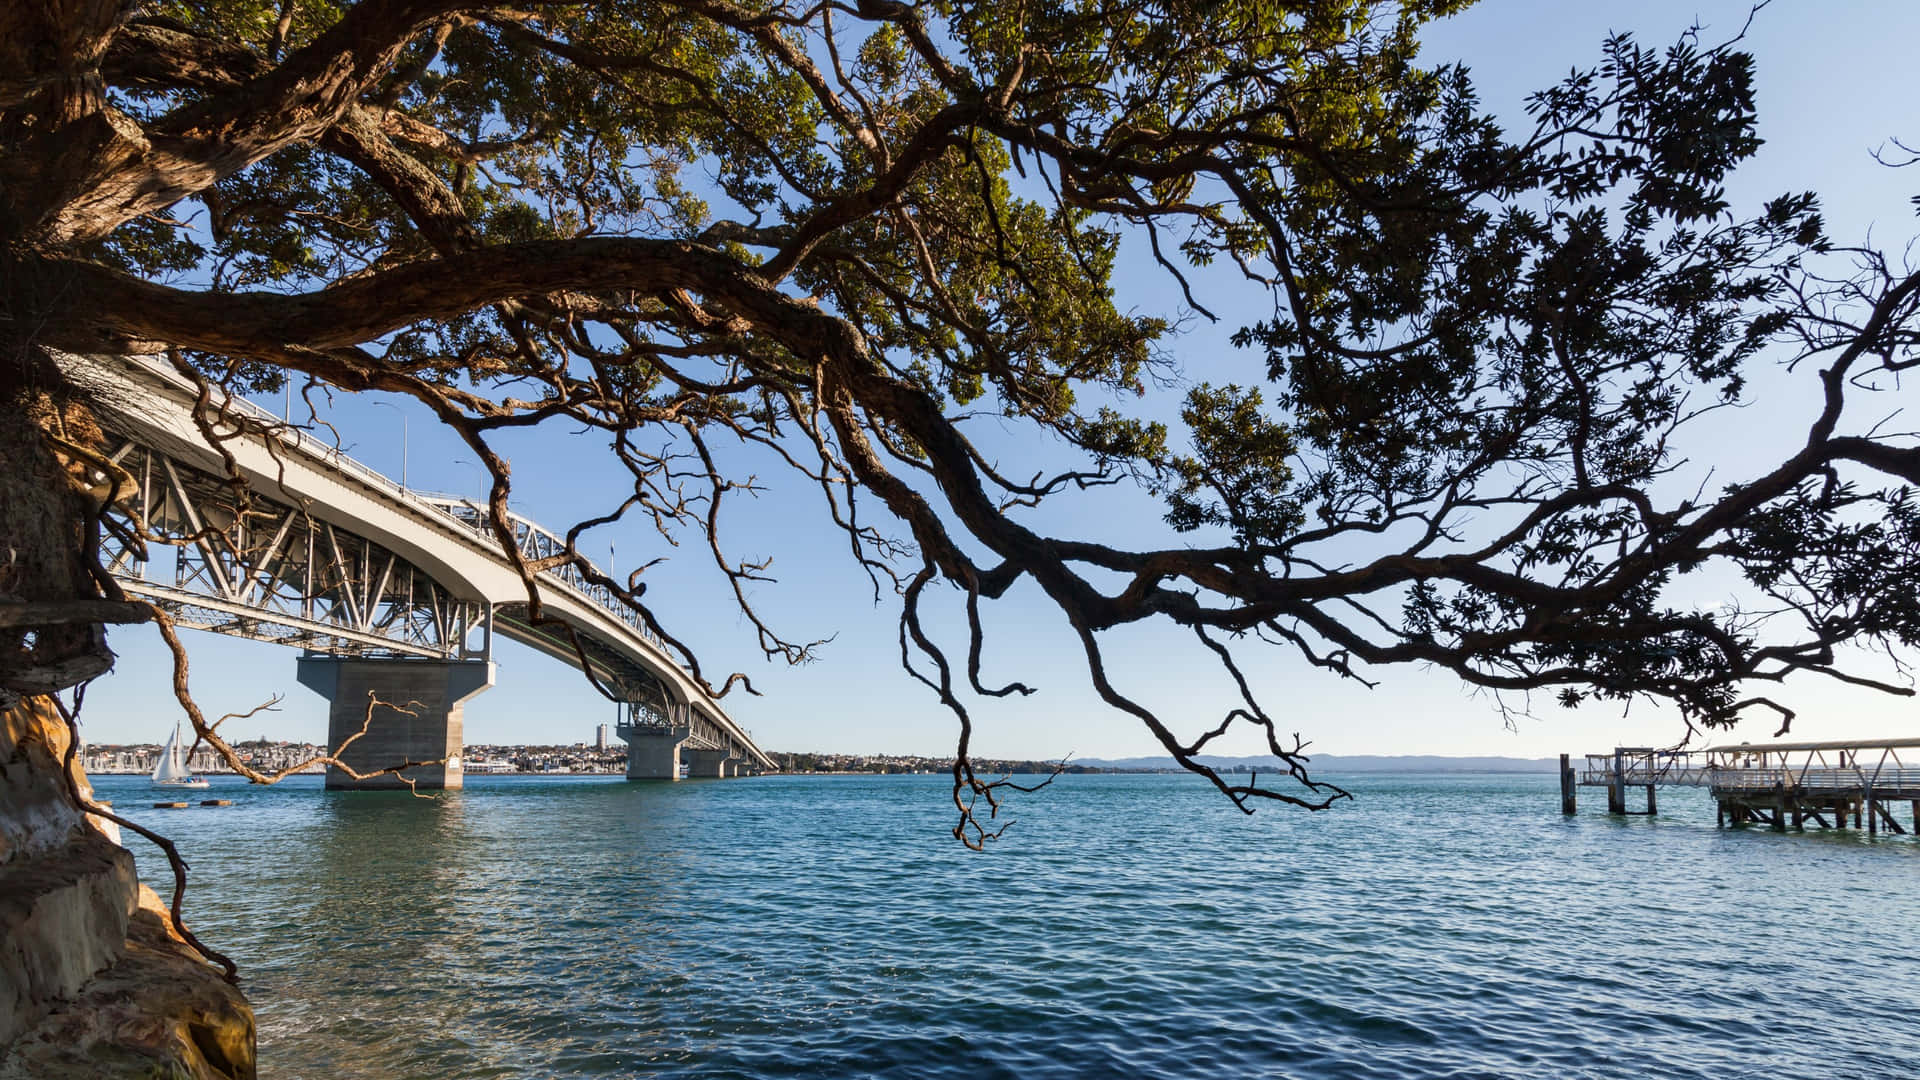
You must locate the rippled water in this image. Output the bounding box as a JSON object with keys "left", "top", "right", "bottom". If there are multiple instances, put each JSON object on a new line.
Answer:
{"left": 92, "top": 770, "right": 1919, "bottom": 1079}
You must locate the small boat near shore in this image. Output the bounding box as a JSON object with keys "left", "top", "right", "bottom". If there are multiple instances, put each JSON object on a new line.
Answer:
{"left": 151, "top": 721, "right": 210, "bottom": 789}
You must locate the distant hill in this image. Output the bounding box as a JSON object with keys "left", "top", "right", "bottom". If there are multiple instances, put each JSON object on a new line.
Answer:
{"left": 1070, "top": 753, "right": 1558, "bottom": 774}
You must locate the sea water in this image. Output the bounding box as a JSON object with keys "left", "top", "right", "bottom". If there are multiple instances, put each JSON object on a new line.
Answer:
{"left": 91, "top": 771, "right": 1920, "bottom": 1078}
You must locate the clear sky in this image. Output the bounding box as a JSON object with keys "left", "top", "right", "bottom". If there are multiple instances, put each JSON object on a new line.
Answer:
{"left": 78, "top": 0, "right": 1920, "bottom": 763}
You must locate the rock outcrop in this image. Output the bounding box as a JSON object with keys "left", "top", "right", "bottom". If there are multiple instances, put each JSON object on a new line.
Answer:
{"left": 0, "top": 696, "right": 255, "bottom": 1079}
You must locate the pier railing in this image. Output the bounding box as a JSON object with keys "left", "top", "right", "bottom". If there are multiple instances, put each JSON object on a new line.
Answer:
{"left": 1707, "top": 766, "right": 1920, "bottom": 797}
{"left": 1580, "top": 742, "right": 1920, "bottom": 797}
{"left": 1579, "top": 751, "right": 1714, "bottom": 788}
{"left": 1568, "top": 738, "right": 1920, "bottom": 833}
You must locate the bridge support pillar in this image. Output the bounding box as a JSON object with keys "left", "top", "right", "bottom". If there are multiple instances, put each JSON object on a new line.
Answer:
{"left": 683, "top": 748, "right": 730, "bottom": 778}
{"left": 296, "top": 657, "right": 494, "bottom": 790}
{"left": 624, "top": 728, "right": 688, "bottom": 781}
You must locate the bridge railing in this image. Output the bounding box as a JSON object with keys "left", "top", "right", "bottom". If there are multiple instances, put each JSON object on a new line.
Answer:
{"left": 177, "top": 379, "right": 420, "bottom": 505}
{"left": 410, "top": 494, "right": 667, "bottom": 652}
{"left": 131, "top": 361, "right": 667, "bottom": 649}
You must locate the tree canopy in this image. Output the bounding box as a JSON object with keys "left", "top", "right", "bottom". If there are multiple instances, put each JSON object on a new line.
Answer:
{"left": 5, "top": 0, "right": 1920, "bottom": 845}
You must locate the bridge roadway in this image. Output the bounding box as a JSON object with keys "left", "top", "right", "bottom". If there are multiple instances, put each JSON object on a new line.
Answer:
{"left": 57, "top": 350, "right": 775, "bottom": 787}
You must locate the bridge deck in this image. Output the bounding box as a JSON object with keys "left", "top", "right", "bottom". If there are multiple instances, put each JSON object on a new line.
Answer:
{"left": 62, "top": 349, "right": 775, "bottom": 770}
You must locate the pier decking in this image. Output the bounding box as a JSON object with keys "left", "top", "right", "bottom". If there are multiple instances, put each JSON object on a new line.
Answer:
{"left": 1561, "top": 739, "right": 1920, "bottom": 835}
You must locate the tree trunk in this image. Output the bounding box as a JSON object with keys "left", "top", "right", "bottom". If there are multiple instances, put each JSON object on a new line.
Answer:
{"left": 0, "top": 338, "right": 256, "bottom": 1079}
{"left": 0, "top": 342, "right": 114, "bottom": 695}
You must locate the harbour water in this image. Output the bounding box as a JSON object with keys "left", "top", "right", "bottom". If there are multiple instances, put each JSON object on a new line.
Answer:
{"left": 92, "top": 771, "right": 1920, "bottom": 1079}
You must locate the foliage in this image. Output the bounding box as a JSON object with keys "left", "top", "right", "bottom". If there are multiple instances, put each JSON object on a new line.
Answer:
{"left": 5, "top": 0, "right": 1920, "bottom": 846}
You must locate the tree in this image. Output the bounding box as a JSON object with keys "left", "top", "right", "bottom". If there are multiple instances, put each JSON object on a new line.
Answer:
{"left": 5, "top": 0, "right": 1920, "bottom": 870}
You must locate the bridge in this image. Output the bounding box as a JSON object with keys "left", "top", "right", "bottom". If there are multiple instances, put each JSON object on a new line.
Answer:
{"left": 1561, "top": 739, "right": 1920, "bottom": 836}
{"left": 56, "top": 351, "right": 776, "bottom": 787}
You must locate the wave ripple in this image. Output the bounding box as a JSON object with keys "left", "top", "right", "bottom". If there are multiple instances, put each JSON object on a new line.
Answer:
{"left": 97, "top": 771, "right": 1920, "bottom": 1079}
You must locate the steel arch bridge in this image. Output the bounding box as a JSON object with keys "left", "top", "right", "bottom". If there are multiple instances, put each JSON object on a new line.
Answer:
{"left": 61, "top": 351, "right": 773, "bottom": 777}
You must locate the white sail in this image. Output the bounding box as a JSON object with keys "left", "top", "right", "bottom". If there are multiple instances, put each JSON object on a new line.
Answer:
{"left": 152, "top": 723, "right": 189, "bottom": 783}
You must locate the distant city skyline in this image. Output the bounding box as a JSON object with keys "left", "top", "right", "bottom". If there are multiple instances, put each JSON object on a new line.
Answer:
{"left": 80, "top": 739, "right": 1570, "bottom": 779}
{"left": 82, "top": 738, "right": 628, "bottom": 776}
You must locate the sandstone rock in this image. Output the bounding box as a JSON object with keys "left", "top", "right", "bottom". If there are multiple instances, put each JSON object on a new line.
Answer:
{"left": 0, "top": 694, "right": 93, "bottom": 864}
{"left": 0, "top": 698, "right": 255, "bottom": 1079}
{"left": 1, "top": 697, "right": 139, "bottom": 1045}
{"left": 0, "top": 833, "right": 136, "bottom": 1043}
{"left": 0, "top": 885, "right": 256, "bottom": 1080}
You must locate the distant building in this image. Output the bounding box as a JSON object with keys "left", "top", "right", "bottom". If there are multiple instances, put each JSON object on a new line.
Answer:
{"left": 595, "top": 723, "right": 610, "bottom": 751}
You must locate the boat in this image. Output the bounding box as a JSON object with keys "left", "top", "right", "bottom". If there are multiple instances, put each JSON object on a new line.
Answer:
{"left": 151, "top": 721, "right": 211, "bottom": 789}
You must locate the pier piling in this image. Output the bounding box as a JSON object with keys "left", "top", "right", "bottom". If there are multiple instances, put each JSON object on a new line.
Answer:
{"left": 1566, "top": 739, "right": 1920, "bottom": 840}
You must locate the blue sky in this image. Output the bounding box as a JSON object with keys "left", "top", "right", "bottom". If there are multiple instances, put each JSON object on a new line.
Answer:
{"left": 79, "top": 0, "right": 1920, "bottom": 762}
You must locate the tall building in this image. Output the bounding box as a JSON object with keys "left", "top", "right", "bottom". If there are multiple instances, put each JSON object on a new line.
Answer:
{"left": 595, "top": 723, "right": 610, "bottom": 751}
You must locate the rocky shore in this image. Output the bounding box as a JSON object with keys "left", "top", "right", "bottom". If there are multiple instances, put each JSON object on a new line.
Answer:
{"left": 0, "top": 697, "right": 254, "bottom": 1079}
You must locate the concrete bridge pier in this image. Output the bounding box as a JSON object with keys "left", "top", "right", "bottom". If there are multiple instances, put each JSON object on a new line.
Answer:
{"left": 297, "top": 656, "right": 495, "bottom": 790}
{"left": 682, "top": 748, "right": 733, "bottom": 778}
{"left": 625, "top": 728, "right": 689, "bottom": 780}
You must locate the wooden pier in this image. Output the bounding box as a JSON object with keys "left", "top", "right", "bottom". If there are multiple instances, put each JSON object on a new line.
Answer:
{"left": 1564, "top": 739, "right": 1920, "bottom": 835}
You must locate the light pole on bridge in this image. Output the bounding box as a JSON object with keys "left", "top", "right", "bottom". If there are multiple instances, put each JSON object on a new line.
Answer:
{"left": 368, "top": 400, "right": 408, "bottom": 491}
{"left": 451, "top": 458, "right": 487, "bottom": 504}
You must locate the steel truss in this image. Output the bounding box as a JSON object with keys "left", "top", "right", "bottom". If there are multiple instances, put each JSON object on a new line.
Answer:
{"left": 98, "top": 441, "right": 489, "bottom": 661}
{"left": 431, "top": 498, "right": 739, "bottom": 754}
{"left": 617, "top": 695, "right": 731, "bottom": 754}
{"left": 89, "top": 428, "right": 754, "bottom": 761}
{"left": 492, "top": 600, "right": 705, "bottom": 737}
{"left": 421, "top": 496, "right": 669, "bottom": 651}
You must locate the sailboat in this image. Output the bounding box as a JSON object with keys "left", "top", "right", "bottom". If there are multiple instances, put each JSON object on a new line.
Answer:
{"left": 151, "top": 721, "right": 211, "bottom": 789}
